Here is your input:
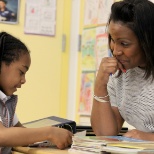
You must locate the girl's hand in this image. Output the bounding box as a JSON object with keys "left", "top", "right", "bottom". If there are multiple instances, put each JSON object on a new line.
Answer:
{"left": 49, "top": 127, "right": 73, "bottom": 149}
{"left": 123, "top": 129, "right": 152, "bottom": 141}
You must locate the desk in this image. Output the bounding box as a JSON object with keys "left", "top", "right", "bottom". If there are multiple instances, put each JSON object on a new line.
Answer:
{"left": 12, "top": 146, "right": 154, "bottom": 154}
{"left": 12, "top": 147, "right": 78, "bottom": 154}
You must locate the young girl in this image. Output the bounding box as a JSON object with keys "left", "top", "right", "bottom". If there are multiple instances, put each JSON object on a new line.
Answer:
{"left": 0, "top": 32, "right": 73, "bottom": 153}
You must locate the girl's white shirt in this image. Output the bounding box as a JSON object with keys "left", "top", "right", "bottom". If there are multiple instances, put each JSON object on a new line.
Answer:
{"left": 0, "top": 90, "right": 19, "bottom": 126}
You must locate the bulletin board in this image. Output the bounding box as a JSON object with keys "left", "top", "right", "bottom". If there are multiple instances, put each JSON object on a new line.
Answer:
{"left": 24, "top": 0, "right": 56, "bottom": 36}
{"left": 78, "top": 0, "right": 114, "bottom": 115}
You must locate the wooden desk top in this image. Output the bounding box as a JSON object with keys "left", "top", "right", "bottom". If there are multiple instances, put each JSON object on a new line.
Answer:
{"left": 12, "top": 146, "right": 79, "bottom": 154}
{"left": 12, "top": 146, "right": 154, "bottom": 154}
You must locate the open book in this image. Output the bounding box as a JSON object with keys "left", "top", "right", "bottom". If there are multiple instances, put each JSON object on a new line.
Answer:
{"left": 69, "top": 136, "right": 154, "bottom": 154}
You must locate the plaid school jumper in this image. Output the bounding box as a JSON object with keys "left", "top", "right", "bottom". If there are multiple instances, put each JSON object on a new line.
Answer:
{"left": 0, "top": 95, "right": 17, "bottom": 154}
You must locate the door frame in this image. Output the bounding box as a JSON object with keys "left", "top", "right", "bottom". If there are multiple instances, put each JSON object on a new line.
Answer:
{"left": 67, "top": 0, "right": 81, "bottom": 120}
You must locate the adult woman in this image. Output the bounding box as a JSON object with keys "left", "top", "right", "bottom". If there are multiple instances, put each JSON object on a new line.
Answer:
{"left": 91, "top": 0, "right": 154, "bottom": 141}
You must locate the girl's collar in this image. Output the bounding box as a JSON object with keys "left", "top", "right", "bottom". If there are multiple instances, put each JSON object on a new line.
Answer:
{"left": 0, "top": 90, "right": 11, "bottom": 103}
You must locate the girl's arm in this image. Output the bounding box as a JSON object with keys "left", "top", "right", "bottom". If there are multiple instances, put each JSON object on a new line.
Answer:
{"left": 0, "top": 122, "right": 73, "bottom": 149}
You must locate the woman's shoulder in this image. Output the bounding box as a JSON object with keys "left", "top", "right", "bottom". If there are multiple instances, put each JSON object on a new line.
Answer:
{"left": 109, "top": 67, "right": 148, "bottom": 86}
{"left": 111, "top": 67, "right": 145, "bottom": 79}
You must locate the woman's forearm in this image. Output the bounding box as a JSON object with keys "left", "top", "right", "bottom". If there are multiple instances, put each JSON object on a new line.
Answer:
{"left": 91, "top": 84, "right": 120, "bottom": 136}
{"left": 91, "top": 57, "right": 124, "bottom": 136}
{"left": 91, "top": 100, "right": 119, "bottom": 136}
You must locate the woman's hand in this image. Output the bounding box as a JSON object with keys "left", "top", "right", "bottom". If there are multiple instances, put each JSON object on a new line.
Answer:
{"left": 123, "top": 129, "right": 153, "bottom": 141}
{"left": 97, "top": 56, "right": 126, "bottom": 86}
{"left": 96, "top": 57, "right": 119, "bottom": 86}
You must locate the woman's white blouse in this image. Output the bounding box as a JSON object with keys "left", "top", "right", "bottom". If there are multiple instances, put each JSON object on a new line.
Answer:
{"left": 107, "top": 67, "right": 154, "bottom": 132}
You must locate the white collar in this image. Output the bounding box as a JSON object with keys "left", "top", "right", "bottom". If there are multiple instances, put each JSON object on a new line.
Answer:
{"left": 0, "top": 90, "right": 11, "bottom": 103}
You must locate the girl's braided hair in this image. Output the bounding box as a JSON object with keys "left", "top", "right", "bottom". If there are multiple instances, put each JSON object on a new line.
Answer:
{"left": 0, "top": 32, "right": 30, "bottom": 68}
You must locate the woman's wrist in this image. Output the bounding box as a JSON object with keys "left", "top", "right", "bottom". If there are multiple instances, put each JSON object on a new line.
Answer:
{"left": 93, "top": 94, "right": 110, "bottom": 103}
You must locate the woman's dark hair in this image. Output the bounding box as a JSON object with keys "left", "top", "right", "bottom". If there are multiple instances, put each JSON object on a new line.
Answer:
{"left": 107, "top": 0, "right": 154, "bottom": 79}
{"left": 0, "top": 32, "right": 30, "bottom": 68}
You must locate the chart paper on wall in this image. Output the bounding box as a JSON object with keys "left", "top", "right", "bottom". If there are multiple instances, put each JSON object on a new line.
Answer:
{"left": 24, "top": 0, "right": 56, "bottom": 36}
{"left": 84, "top": 0, "right": 114, "bottom": 27}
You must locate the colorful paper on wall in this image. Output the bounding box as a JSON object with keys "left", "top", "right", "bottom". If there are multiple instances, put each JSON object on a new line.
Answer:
{"left": 79, "top": 25, "right": 109, "bottom": 116}
{"left": 95, "top": 26, "right": 108, "bottom": 70}
{"left": 97, "top": 0, "right": 114, "bottom": 24}
{"left": 79, "top": 0, "right": 115, "bottom": 116}
{"left": 79, "top": 72, "right": 95, "bottom": 115}
{"left": 84, "top": 0, "right": 99, "bottom": 26}
{"left": 81, "top": 28, "right": 96, "bottom": 71}
{"left": 84, "top": 0, "right": 114, "bottom": 27}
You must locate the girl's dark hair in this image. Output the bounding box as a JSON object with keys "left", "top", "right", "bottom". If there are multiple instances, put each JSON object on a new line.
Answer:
{"left": 107, "top": 0, "right": 154, "bottom": 79}
{"left": 0, "top": 32, "right": 30, "bottom": 67}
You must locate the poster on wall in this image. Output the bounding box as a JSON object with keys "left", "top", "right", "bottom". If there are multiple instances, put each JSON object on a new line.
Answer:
{"left": 24, "top": 0, "right": 56, "bottom": 36}
{"left": 84, "top": 0, "right": 99, "bottom": 26}
{"left": 79, "top": 72, "right": 95, "bottom": 115}
{"left": 0, "top": 0, "right": 20, "bottom": 24}
{"left": 97, "top": 0, "right": 114, "bottom": 24}
{"left": 81, "top": 28, "right": 96, "bottom": 71}
{"left": 78, "top": 0, "right": 115, "bottom": 117}
{"left": 84, "top": 0, "right": 114, "bottom": 27}
{"left": 95, "top": 26, "right": 109, "bottom": 70}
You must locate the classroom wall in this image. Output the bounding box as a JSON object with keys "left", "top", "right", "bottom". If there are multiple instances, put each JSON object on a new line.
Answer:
{"left": 0, "top": 0, "right": 71, "bottom": 123}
